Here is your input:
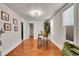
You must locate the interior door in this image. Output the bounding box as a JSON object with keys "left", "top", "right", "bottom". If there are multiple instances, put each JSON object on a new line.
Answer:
{"left": 21, "top": 22, "right": 24, "bottom": 40}
{"left": 29, "top": 23, "right": 34, "bottom": 38}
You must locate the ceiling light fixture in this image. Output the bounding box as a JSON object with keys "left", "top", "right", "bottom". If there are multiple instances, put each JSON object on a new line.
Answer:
{"left": 30, "top": 9, "right": 42, "bottom": 17}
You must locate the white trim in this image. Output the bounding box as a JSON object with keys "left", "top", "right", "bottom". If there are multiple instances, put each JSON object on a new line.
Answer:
{"left": 2, "top": 41, "right": 22, "bottom": 56}
{"left": 50, "top": 39, "right": 62, "bottom": 50}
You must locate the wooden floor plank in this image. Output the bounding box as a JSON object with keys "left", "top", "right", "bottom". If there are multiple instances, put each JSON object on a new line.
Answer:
{"left": 6, "top": 39, "right": 61, "bottom": 56}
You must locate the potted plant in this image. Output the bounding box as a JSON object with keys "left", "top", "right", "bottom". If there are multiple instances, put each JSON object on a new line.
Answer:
{"left": 44, "top": 21, "right": 50, "bottom": 37}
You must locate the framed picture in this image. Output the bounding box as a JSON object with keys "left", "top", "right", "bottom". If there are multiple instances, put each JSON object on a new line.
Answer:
{"left": 1, "top": 11, "right": 9, "bottom": 21}
{"left": 13, "top": 19, "right": 18, "bottom": 25}
{"left": 4, "top": 23, "right": 11, "bottom": 31}
{"left": 14, "top": 26, "right": 18, "bottom": 32}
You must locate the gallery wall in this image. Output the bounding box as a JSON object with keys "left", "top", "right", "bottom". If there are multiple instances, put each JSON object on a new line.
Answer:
{"left": 0, "top": 3, "right": 45, "bottom": 55}
{"left": 0, "top": 4, "right": 27, "bottom": 55}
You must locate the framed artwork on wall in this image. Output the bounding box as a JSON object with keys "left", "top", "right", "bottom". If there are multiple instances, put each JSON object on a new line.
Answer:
{"left": 1, "top": 11, "right": 9, "bottom": 21}
{"left": 4, "top": 23, "right": 11, "bottom": 31}
{"left": 13, "top": 19, "right": 18, "bottom": 25}
{"left": 14, "top": 26, "right": 18, "bottom": 32}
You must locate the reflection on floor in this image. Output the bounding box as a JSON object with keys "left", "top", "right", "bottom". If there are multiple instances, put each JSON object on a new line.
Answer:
{"left": 6, "top": 39, "right": 61, "bottom": 56}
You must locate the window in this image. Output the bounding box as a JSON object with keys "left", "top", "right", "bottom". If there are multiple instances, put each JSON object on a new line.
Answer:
{"left": 62, "top": 5, "right": 74, "bottom": 41}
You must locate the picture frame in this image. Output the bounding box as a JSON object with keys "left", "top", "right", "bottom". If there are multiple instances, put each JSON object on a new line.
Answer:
{"left": 4, "top": 23, "right": 11, "bottom": 31}
{"left": 14, "top": 26, "right": 18, "bottom": 32}
{"left": 1, "top": 11, "right": 9, "bottom": 21}
{"left": 13, "top": 18, "right": 18, "bottom": 25}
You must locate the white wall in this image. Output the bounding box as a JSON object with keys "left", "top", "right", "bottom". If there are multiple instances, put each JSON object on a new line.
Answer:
{"left": 50, "top": 11, "right": 65, "bottom": 49}
{"left": 24, "top": 20, "right": 45, "bottom": 39}
{"left": 50, "top": 4, "right": 75, "bottom": 49}
{"left": 77, "top": 4, "right": 79, "bottom": 45}
{"left": 0, "top": 4, "right": 27, "bottom": 55}
{"left": 22, "top": 19, "right": 29, "bottom": 40}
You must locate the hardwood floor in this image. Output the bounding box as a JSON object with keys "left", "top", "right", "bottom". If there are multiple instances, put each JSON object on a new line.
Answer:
{"left": 6, "top": 39, "right": 61, "bottom": 56}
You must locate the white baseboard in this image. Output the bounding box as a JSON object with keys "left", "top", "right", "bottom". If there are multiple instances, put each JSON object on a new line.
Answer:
{"left": 50, "top": 39, "right": 62, "bottom": 50}
{"left": 2, "top": 41, "right": 22, "bottom": 56}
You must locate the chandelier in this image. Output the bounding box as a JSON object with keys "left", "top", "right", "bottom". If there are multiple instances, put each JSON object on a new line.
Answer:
{"left": 30, "top": 9, "right": 42, "bottom": 17}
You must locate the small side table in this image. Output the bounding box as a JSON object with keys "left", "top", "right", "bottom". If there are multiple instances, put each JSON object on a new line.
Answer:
{"left": 37, "top": 34, "right": 43, "bottom": 48}
{"left": 43, "top": 36, "right": 48, "bottom": 49}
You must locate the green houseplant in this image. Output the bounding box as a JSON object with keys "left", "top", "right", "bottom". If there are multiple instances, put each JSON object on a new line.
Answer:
{"left": 61, "top": 42, "right": 79, "bottom": 56}
{"left": 44, "top": 21, "right": 50, "bottom": 37}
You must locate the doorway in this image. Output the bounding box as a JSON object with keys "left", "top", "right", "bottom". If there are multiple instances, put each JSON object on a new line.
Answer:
{"left": 21, "top": 22, "right": 24, "bottom": 40}
{"left": 29, "top": 23, "right": 34, "bottom": 39}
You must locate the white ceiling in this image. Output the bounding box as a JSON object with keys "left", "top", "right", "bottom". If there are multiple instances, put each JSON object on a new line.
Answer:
{"left": 4, "top": 3, "right": 66, "bottom": 21}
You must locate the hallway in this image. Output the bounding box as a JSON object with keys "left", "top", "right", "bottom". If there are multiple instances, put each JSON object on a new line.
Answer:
{"left": 6, "top": 39, "right": 61, "bottom": 56}
{"left": 0, "top": 3, "right": 76, "bottom": 56}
